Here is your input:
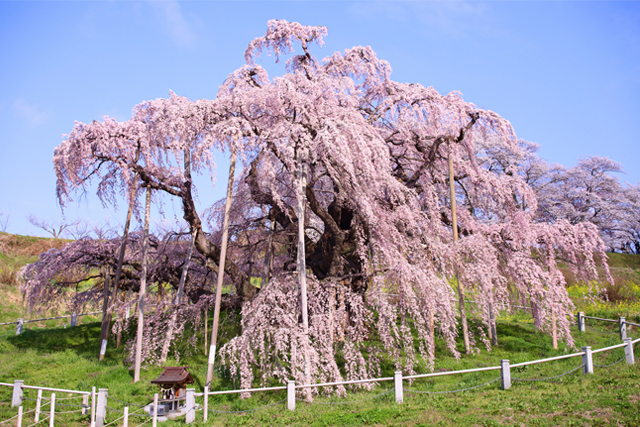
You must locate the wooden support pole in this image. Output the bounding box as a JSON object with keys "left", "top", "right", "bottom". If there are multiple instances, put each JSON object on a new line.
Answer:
{"left": 206, "top": 148, "right": 237, "bottom": 387}
{"left": 296, "top": 147, "right": 312, "bottom": 399}
{"left": 134, "top": 187, "right": 152, "bottom": 382}
{"left": 160, "top": 231, "right": 196, "bottom": 363}
{"left": 449, "top": 152, "right": 470, "bottom": 354}
{"left": 204, "top": 308, "right": 208, "bottom": 356}
{"left": 489, "top": 301, "right": 498, "bottom": 346}
{"left": 551, "top": 309, "right": 558, "bottom": 350}
{"left": 100, "top": 183, "right": 137, "bottom": 360}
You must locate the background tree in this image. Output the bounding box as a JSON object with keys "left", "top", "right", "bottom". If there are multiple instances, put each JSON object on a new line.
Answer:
{"left": 27, "top": 214, "right": 78, "bottom": 239}
{"left": 0, "top": 212, "right": 9, "bottom": 233}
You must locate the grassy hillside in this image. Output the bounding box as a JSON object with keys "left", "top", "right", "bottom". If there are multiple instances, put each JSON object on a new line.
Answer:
{"left": 0, "top": 232, "right": 69, "bottom": 325}
{"left": 0, "top": 234, "right": 639, "bottom": 426}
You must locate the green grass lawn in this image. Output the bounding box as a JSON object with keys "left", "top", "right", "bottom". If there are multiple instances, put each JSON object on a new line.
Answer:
{"left": 0, "top": 312, "right": 638, "bottom": 426}
{"left": 0, "top": 235, "right": 639, "bottom": 426}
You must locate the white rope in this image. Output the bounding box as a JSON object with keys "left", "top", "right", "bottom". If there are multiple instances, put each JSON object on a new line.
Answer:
{"left": 25, "top": 415, "right": 49, "bottom": 427}
{"left": 131, "top": 416, "right": 152, "bottom": 427}
{"left": 297, "top": 389, "right": 393, "bottom": 405}
{"left": 54, "top": 408, "right": 84, "bottom": 414}
{"left": 102, "top": 412, "right": 126, "bottom": 427}
{"left": 405, "top": 377, "right": 500, "bottom": 394}
{"left": 0, "top": 412, "right": 20, "bottom": 424}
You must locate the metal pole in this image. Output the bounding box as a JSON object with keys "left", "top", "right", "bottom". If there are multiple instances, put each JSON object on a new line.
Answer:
{"left": 206, "top": 148, "right": 237, "bottom": 387}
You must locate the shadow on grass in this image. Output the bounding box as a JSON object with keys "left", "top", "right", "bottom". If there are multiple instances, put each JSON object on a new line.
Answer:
{"left": 5, "top": 322, "right": 125, "bottom": 364}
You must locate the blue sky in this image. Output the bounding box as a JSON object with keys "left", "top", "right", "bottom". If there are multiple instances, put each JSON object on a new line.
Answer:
{"left": 1, "top": 1, "right": 639, "bottom": 237}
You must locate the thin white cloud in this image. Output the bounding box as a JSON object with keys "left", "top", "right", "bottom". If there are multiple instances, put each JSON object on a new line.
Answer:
{"left": 150, "top": 0, "right": 198, "bottom": 48}
{"left": 12, "top": 98, "right": 49, "bottom": 125}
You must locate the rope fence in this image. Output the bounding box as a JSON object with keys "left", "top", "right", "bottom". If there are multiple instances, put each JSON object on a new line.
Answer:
{"left": 594, "top": 355, "right": 627, "bottom": 368}
{"left": 208, "top": 398, "right": 287, "bottom": 414}
{"left": 405, "top": 377, "right": 500, "bottom": 395}
{"left": 0, "top": 311, "right": 637, "bottom": 425}
{"left": 513, "top": 363, "right": 584, "bottom": 382}
{"left": 297, "top": 388, "right": 393, "bottom": 404}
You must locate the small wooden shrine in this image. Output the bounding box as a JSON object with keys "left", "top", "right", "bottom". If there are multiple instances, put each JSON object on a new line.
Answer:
{"left": 151, "top": 366, "right": 194, "bottom": 412}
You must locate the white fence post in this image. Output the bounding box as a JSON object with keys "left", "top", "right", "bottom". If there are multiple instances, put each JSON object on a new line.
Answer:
{"left": 71, "top": 313, "right": 77, "bottom": 327}
{"left": 81, "top": 393, "right": 89, "bottom": 415}
{"left": 185, "top": 388, "right": 195, "bottom": 424}
{"left": 620, "top": 317, "right": 627, "bottom": 340}
{"left": 624, "top": 338, "right": 635, "bottom": 365}
{"left": 90, "top": 387, "right": 96, "bottom": 427}
{"left": 16, "top": 319, "right": 23, "bottom": 335}
{"left": 95, "top": 388, "right": 108, "bottom": 427}
{"left": 500, "top": 359, "right": 511, "bottom": 390}
{"left": 35, "top": 389, "right": 42, "bottom": 422}
{"left": 582, "top": 346, "right": 593, "bottom": 374}
{"left": 152, "top": 393, "right": 158, "bottom": 427}
{"left": 394, "top": 371, "right": 403, "bottom": 404}
{"left": 577, "top": 312, "right": 585, "bottom": 332}
{"left": 287, "top": 380, "right": 295, "bottom": 411}
{"left": 11, "top": 380, "right": 24, "bottom": 408}
{"left": 123, "top": 407, "right": 129, "bottom": 427}
{"left": 203, "top": 386, "right": 208, "bottom": 422}
{"left": 17, "top": 406, "right": 23, "bottom": 427}
{"left": 49, "top": 393, "right": 55, "bottom": 427}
